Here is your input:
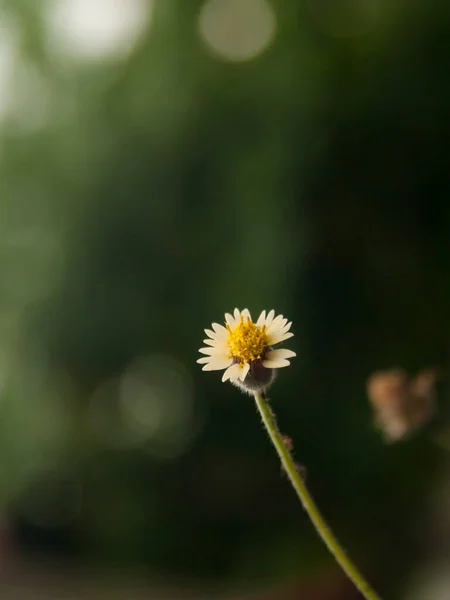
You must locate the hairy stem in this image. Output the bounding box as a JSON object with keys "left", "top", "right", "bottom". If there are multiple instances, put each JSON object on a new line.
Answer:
{"left": 253, "top": 391, "right": 381, "bottom": 600}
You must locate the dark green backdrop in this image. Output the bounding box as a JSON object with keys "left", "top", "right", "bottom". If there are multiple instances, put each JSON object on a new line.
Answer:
{"left": 0, "top": 1, "right": 449, "bottom": 598}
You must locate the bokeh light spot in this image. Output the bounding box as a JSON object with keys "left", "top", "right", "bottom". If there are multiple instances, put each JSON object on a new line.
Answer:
{"left": 120, "top": 354, "right": 199, "bottom": 458}
{"left": 45, "top": 0, "right": 153, "bottom": 62}
{"left": 199, "top": 0, "right": 276, "bottom": 62}
{"left": 88, "top": 355, "right": 200, "bottom": 457}
{"left": 0, "top": 16, "right": 19, "bottom": 121}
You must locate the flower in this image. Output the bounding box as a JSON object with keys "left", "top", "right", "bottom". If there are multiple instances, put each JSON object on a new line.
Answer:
{"left": 197, "top": 308, "right": 296, "bottom": 392}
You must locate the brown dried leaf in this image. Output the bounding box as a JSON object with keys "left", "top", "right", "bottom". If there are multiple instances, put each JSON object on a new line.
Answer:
{"left": 367, "top": 367, "right": 439, "bottom": 442}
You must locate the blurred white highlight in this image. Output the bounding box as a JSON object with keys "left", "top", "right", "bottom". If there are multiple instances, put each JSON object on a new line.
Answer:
{"left": 0, "top": 17, "right": 49, "bottom": 130}
{"left": 45, "top": 0, "right": 153, "bottom": 61}
{"left": 89, "top": 355, "right": 199, "bottom": 457}
{"left": 199, "top": 0, "right": 276, "bottom": 62}
{"left": 120, "top": 354, "right": 197, "bottom": 456}
{"left": 0, "top": 17, "right": 19, "bottom": 120}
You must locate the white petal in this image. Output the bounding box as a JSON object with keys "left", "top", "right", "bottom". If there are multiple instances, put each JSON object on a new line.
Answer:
{"left": 225, "top": 313, "right": 236, "bottom": 327}
{"left": 202, "top": 340, "right": 227, "bottom": 350}
{"left": 233, "top": 308, "right": 241, "bottom": 321}
{"left": 256, "top": 310, "right": 266, "bottom": 326}
{"left": 198, "top": 347, "right": 213, "bottom": 355}
{"left": 222, "top": 365, "right": 233, "bottom": 382}
{"left": 239, "top": 362, "right": 250, "bottom": 381}
{"left": 203, "top": 358, "right": 233, "bottom": 371}
{"left": 197, "top": 357, "right": 212, "bottom": 364}
{"left": 212, "top": 323, "right": 228, "bottom": 337}
{"left": 270, "top": 315, "right": 287, "bottom": 327}
{"left": 269, "top": 323, "right": 292, "bottom": 339}
{"left": 241, "top": 308, "right": 252, "bottom": 322}
{"left": 271, "top": 314, "right": 284, "bottom": 324}
{"left": 198, "top": 347, "right": 228, "bottom": 356}
{"left": 222, "top": 363, "right": 241, "bottom": 382}
{"left": 268, "top": 315, "right": 288, "bottom": 327}
{"left": 281, "top": 321, "right": 292, "bottom": 332}
{"left": 265, "top": 309, "right": 276, "bottom": 327}
{"left": 265, "top": 349, "right": 296, "bottom": 361}
{"left": 267, "top": 331, "right": 294, "bottom": 345}
{"left": 204, "top": 328, "right": 217, "bottom": 339}
{"left": 266, "top": 318, "right": 287, "bottom": 335}
{"left": 229, "top": 364, "right": 244, "bottom": 382}
{"left": 262, "top": 358, "right": 290, "bottom": 368}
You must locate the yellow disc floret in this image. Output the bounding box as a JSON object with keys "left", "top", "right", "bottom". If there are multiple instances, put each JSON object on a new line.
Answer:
{"left": 226, "top": 316, "right": 267, "bottom": 364}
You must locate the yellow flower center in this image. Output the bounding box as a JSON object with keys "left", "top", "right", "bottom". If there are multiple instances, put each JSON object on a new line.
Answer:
{"left": 227, "top": 317, "right": 267, "bottom": 364}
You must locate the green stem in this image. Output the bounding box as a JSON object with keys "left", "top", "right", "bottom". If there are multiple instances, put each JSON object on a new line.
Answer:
{"left": 253, "top": 391, "right": 381, "bottom": 600}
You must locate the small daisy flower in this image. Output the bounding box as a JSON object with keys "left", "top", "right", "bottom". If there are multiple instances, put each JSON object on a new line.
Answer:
{"left": 197, "top": 308, "right": 296, "bottom": 392}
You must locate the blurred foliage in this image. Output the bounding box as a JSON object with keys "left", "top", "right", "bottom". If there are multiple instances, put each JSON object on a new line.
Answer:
{"left": 0, "top": 0, "right": 449, "bottom": 598}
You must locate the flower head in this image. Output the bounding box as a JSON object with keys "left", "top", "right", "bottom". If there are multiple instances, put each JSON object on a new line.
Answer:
{"left": 197, "top": 308, "right": 295, "bottom": 392}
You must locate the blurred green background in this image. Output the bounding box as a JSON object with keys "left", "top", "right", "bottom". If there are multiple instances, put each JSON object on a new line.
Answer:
{"left": 0, "top": 0, "right": 449, "bottom": 598}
